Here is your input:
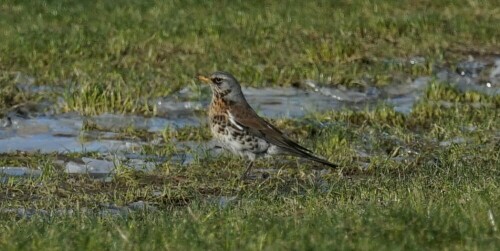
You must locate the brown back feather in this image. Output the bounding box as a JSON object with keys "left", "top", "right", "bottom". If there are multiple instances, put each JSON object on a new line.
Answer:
{"left": 228, "top": 103, "right": 316, "bottom": 158}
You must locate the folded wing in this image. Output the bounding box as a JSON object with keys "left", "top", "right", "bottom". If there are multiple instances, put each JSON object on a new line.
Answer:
{"left": 228, "top": 103, "right": 337, "bottom": 168}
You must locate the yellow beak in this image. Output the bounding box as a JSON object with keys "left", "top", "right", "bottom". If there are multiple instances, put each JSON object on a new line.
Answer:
{"left": 197, "top": 75, "right": 211, "bottom": 84}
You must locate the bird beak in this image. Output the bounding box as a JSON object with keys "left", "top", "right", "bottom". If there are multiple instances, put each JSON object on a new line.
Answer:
{"left": 197, "top": 75, "right": 211, "bottom": 84}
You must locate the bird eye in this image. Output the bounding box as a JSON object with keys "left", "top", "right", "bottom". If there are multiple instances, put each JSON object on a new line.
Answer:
{"left": 212, "top": 77, "right": 223, "bottom": 84}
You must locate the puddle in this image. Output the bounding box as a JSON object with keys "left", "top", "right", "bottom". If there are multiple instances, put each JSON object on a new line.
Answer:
{"left": 0, "top": 200, "right": 158, "bottom": 218}
{"left": 88, "top": 113, "right": 200, "bottom": 133}
{"left": 0, "top": 151, "right": 195, "bottom": 183}
{"left": 439, "top": 137, "right": 467, "bottom": 147}
{"left": 1, "top": 56, "right": 498, "bottom": 216}
{"left": 64, "top": 157, "right": 117, "bottom": 179}
{"left": 489, "top": 59, "right": 500, "bottom": 85}
{"left": 0, "top": 134, "right": 144, "bottom": 153}
{"left": 0, "top": 113, "right": 194, "bottom": 153}
{"left": 436, "top": 56, "right": 500, "bottom": 95}
{"left": 0, "top": 167, "right": 42, "bottom": 177}
{"left": 204, "top": 75, "right": 430, "bottom": 118}
{"left": 154, "top": 74, "right": 432, "bottom": 118}
{"left": 0, "top": 56, "right": 498, "bottom": 179}
{"left": 63, "top": 156, "right": 169, "bottom": 178}
{"left": 0, "top": 167, "right": 42, "bottom": 183}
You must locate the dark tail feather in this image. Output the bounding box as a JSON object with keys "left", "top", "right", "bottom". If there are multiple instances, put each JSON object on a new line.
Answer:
{"left": 306, "top": 154, "right": 338, "bottom": 168}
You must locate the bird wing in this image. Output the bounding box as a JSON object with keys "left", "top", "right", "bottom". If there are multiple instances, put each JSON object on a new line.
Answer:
{"left": 228, "top": 103, "right": 313, "bottom": 156}
{"left": 228, "top": 102, "right": 338, "bottom": 168}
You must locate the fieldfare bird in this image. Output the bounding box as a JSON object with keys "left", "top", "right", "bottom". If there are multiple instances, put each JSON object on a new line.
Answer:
{"left": 198, "top": 71, "right": 337, "bottom": 178}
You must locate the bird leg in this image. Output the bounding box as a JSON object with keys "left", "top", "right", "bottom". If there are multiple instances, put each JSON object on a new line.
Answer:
{"left": 240, "top": 161, "right": 254, "bottom": 180}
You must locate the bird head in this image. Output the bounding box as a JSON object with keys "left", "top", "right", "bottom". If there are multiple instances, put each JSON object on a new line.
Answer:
{"left": 198, "top": 71, "right": 245, "bottom": 102}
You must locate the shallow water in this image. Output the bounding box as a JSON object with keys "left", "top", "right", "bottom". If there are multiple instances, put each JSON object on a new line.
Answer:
{"left": 0, "top": 80, "right": 420, "bottom": 155}
{"left": 1, "top": 56, "right": 499, "bottom": 180}
{"left": 0, "top": 200, "right": 158, "bottom": 218}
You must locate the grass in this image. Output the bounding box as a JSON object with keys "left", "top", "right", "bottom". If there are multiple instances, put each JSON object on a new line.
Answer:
{"left": 0, "top": 0, "right": 499, "bottom": 250}
{"left": 1, "top": 83, "right": 499, "bottom": 250}
{"left": 1, "top": 0, "right": 499, "bottom": 114}
{"left": 0, "top": 194, "right": 498, "bottom": 250}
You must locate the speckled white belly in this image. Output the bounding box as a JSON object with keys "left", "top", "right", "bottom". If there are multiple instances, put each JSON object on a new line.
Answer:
{"left": 210, "top": 120, "right": 271, "bottom": 161}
